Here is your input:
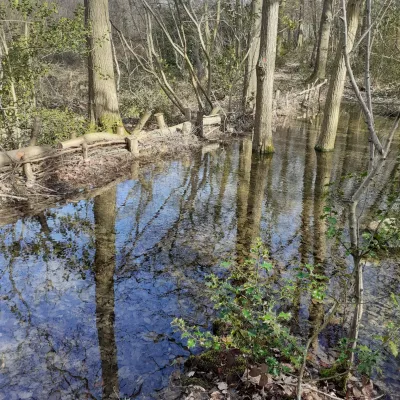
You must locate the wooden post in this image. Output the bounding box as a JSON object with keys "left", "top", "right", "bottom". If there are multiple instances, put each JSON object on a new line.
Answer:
{"left": 29, "top": 117, "right": 41, "bottom": 146}
{"left": 196, "top": 110, "right": 204, "bottom": 138}
{"left": 116, "top": 125, "right": 126, "bottom": 136}
{"left": 184, "top": 107, "right": 192, "bottom": 121}
{"left": 82, "top": 142, "right": 88, "bottom": 162}
{"left": 210, "top": 105, "right": 221, "bottom": 116}
{"left": 126, "top": 137, "right": 139, "bottom": 156}
{"left": 133, "top": 110, "right": 152, "bottom": 135}
{"left": 22, "top": 156, "right": 35, "bottom": 187}
{"left": 182, "top": 121, "right": 192, "bottom": 135}
{"left": 154, "top": 113, "right": 167, "bottom": 129}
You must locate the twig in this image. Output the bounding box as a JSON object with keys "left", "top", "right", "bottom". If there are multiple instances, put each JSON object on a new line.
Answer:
{"left": 287, "top": 383, "right": 344, "bottom": 400}
{"left": 372, "top": 394, "right": 385, "bottom": 400}
{"left": 294, "top": 80, "right": 327, "bottom": 97}
{"left": 0, "top": 193, "right": 28, "bottom": 201}
{"left": 304, "top": 370, "right": 350, "bottom": 383}
{"left": 297, "top": 300, "right": 339, "bottom": 400}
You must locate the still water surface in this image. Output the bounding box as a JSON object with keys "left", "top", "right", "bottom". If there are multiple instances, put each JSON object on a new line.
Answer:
{"left": 0, "top": 109, "right": 399, "bottom": 399}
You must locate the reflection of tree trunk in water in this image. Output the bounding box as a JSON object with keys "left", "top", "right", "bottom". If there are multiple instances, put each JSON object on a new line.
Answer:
{"left": 309, "top": 152, "right": 333, "bottom": 351}
{"left": 188, "top": 152, "right": 203, "bottom": 223}
{"left": 348, "top": 201, "right": 362, "bottom": 370}
{"left": 94, "top": 187, "right": 119, "bottom": 400}
{"left": 205, "top": 154, "right": 217, "bottom": 217}
{"left": 236, "top": 139, "right": 255, "bottom": 262}
{"left": 342, "top": 107, "right": 363, "bottom": 175}
{"left": 300, "top": 124, "right": 317, "bottom": 264}
{"left": 313, "top": 152, "right": 333, "bottom": 265}
{"left": 37, "top": 212, "right": 51, "bottom": 237}
{"left": 293, "top": 124, "right": 317, "bottom": 334}
{"left": 215, "top": 147, "right": 232, "bottom": 223}
{"left": 237, "top": 150, "right": 272, "bottom": 261}
{"left": 279, "top": 128, "right": 291, "bottom": 195}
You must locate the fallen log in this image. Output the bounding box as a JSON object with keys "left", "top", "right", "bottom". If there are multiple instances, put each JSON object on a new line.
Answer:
{"left": 59, "top": 132, "right": 126, "bottom": 149}
{"left": 139, "top": 123, "right": 184, "bottom": 139}
{"left": 0, "top": 145, "right": 55, "bottom": 167}
{"left": 203, "top": 114, "right": 221, "bottom": 126}
{"left": 0, "top": 115, "right": 219, "bottom": 169}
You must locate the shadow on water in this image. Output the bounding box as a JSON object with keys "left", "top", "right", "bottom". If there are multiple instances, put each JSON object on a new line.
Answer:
{"left": 0, "top": 105, "right": 399, "bottom": 399}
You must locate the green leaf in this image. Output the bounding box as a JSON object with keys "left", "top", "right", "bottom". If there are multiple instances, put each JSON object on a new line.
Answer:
{"left": 389, "top": 341, "right": 398, "bottom": 357}
{"left": 278, "top": 312, "right": 291, "bottom": 321}
{"left": 187, "top": 339, "right": 196, "bottom": 348}
{"left": 261, "top": 262, "right": 273, "bottom": 271}
{"left": 242, "top": 309, "right": 251, "bottom": 319}
{"left": 220, "top": 261, "right": 231, "bottom": 268}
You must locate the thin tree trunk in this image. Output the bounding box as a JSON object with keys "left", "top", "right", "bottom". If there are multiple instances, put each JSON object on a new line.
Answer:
{"left": 277, "top": 0, "right": 287, "bottom": 56}
{"left": 253, "top": 0, "right": 279, "bottom": 154}
{"left": 308, "top": 0, "right": 333, "bottom": 81}
{"left": 85, "top": 0, "right": 121, "bottom": 132}
{"left": 315, "top": 0, "right": 362, "bottom": 151}
{"left": 235, "top": 0, "right": 243, "bottom": 58}
{"left": 296, "top": 0, "right": 305, "bottom": 48}
{"left": 243, "top": 0, "right": 262, "bottom": 110}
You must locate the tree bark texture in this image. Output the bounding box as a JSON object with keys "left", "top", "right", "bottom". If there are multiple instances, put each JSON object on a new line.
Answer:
{"left": 253, "top": 0, "right": 279, "bottom": 154}
{"left": 243, "top": 0, "right": 262, "bottom": 110}
{"left": 277, "top": 0, "right": 287, "bottom": 55}
{"left": 309, "top": 0, "right": 333, "bottom": 81}
{"left": 296, "top": 0, "right": 305, "bottom": 48}
{"left": 85, "top": 0, "right": 121, "bottom": 131}
{"left": 315, "top": 0, "right": 362, "bottom": 151}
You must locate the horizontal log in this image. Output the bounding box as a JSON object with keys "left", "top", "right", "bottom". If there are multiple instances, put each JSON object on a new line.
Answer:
{"left": 59, "top": 132, "right": 126, "bottom": 149}
{"left": 0, "top": 145, "right": 54, "bottom": 167}
{"left": 0, "top": 115, "right": 220, "bottom": 169}
{"left": 137, "top": 123, "right": 184, "bottom": 140}
{"left": 203, "top": 115, "right": 221, "bottom": 126}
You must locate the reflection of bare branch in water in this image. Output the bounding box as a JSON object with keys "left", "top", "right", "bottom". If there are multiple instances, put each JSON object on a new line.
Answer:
{"left": 117, "top": 149, "right": 221, "bottom": 271}
{"left": 8, "top": 258, "right": 32, "bottom": 328}
{"left": 119, "top": 159, "right": 195, "bottom": 263}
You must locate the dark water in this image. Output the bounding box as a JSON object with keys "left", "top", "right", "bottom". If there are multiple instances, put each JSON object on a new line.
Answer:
{"left": 0, "top": 108, "right": 399, "bottom": 399}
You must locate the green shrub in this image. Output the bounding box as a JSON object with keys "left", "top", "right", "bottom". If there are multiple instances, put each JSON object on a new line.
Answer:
{"left": 172, "top": 239, "right": 304, "bottom": 374}
{"left": 36, "top": 108, "right": 87, "bottom": 145}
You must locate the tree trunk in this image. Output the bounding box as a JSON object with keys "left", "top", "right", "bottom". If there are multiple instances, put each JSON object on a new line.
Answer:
{"left": 235, "top": 0, "right": 243, "bottom": 59}
{"left": 253, "top": 0, "right": 279, "bottom": 154}
{"left": 85, "top": 0, "right": 121, "bottom": 132}
{"left": 315, "top": 0, "right": 362, "bottom": 151}
{"left": 296, "top": 0, "right": 305, "bottom": 48}
{"left": 243, "top": 0, "right": 262, "bottom": 110}
{"left": 308, "top": 0, "right": 333, "bottom": 81}
{"left": 277, "top": 0, "right": 287, "bottom": 56}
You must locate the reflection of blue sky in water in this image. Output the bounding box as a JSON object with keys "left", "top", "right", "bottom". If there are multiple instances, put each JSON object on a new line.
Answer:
{"left": 0, "top": 113, "right": 399, "bottom": 398}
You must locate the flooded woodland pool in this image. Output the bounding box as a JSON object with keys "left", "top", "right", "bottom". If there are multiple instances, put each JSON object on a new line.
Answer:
{"left": 0, "top": 107, "right": 399, "bottom": 399}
